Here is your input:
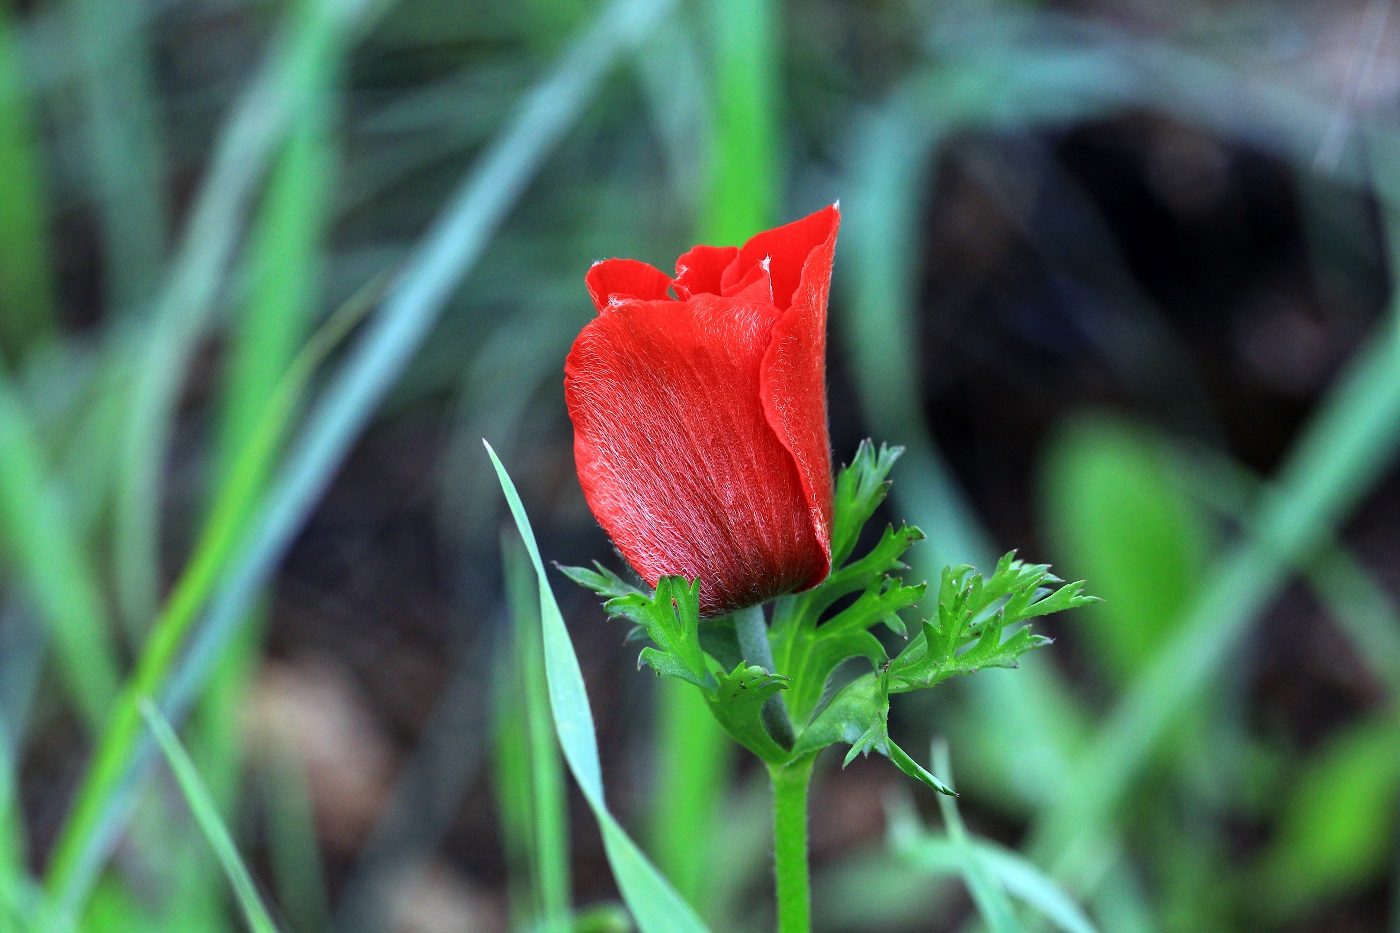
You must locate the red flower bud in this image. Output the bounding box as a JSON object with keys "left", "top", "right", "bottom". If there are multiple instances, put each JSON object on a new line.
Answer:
{"left": 565, "top": 204, "right": 839, "bottom": 616}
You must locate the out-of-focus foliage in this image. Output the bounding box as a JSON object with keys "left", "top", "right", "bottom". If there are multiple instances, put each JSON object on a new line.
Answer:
{"left": 0, "top": 0, "right": 1397, "bottom": 930}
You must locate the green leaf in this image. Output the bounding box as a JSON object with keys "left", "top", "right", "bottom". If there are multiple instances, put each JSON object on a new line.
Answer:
{"left": 770, "top": 448, "right": 928, "bottom": 729}
{"left": 704, "top": 663, "right": 793, "bottom": 765}
{"left": 889, "top": 555, "right": 1093, "bottom": 693}
{"left": 887, "top": 800, "right": 1097, "bottom": 933}
{"left": 558, "top": 562, "right": 650, "bottom": 601}
{"left": 486, "top": 442, "right": 710, "bottom": 933}
{"left": 831, "top": 440, "right": 905, "bottom": 566}
{"left": 1040, "top": 414, "right": 1210, "bottom": 680}
{"left": 929, "top": 742, "right": 1022, "bottom": 933}
{"left": 140, "top": 702, "right": 280, "bottom": 933}
{"left": 605, "top": 576, "right": 715, "bottom": 690}
{"left": 1261, "top": 717, "right": 1400, "bottom": 917}
{"left": 793, "top": 674, "right": 954, "bottom": 796}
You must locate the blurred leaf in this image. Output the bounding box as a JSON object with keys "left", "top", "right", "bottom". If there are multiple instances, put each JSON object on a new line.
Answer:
{"left": 1261, "top": 717, "right": 1400, "bottom": 917}
{"left": 1040, "top": 413, "right": 1209, "bottom": 679}
{"left": 141, "top": 702, "right": 280, "bottom": 933}
{"left": 487, "top": 442, "right": 709, "bottom": 933}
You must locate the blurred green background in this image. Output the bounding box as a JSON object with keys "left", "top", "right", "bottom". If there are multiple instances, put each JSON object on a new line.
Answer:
{"left": 1, "top": 0, "right": 1400, "bottom": 930}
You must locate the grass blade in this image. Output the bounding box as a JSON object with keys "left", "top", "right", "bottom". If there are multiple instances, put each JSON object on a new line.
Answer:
{"left": 140, "top": 701, "right": 280, "bottom": 933}
{"left": 0, "top": 372, "right": 119, "bottom": 730}
{"left": 929, "top": 741, "right": 1022, "bottom": 933}
{"left": 486, "top": 442, "right": 709, "bottom": 933}
{"left": 111, "top": 0, "right": 376, "bottom": 636}
{"left": 0, "top": 3, "right": 57, "bottom": 355}
{"left": 46, "top": 0, "right": 674, "bottom": 913}
{"left": 496, "top": 534, "right": 571, "bottom": 933}
{"left": 1031, "top": 310, "right": 1400, "bottom": 885}
{"left": 68, "top": 0, "right": 168, "bottom": 315}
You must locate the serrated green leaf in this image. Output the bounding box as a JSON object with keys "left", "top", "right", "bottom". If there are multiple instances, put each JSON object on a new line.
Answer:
{"left": 792, "top": 674, "right": 954, "bottom": 795}
{"left": 888, "top": 554, "right": 1086, "bottom": 693}
{"left": 705, "top": 663, "right": 792, "bottom": 765}
{"left": 605, "top": 576, "right": 714, "bottom": 690}
{"left": 557, "top": 562, "right": 649, "bottom": 601}
{"left": 831, "top": 440, "right": 905, "bottom": 565}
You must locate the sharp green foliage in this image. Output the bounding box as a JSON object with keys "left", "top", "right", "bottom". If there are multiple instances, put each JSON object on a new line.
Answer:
{"left": 705, "top": 663, "right": 793, "bottom": 765}
{"left": 567, "top": 441, "right": 1095, "bottom": 795}
{"left": 140, "top": 702, "right": 280, "bottom": 933}
{"left": 888, "top": 554, "right": 1096, "bottom": 694}
{"left": 487, "top": 442, "right": 710, "bottom": 933}
{"left": 609, "top": 577, "right": 715, "bottom": 690}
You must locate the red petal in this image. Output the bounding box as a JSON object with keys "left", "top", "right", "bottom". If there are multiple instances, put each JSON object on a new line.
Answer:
{"left": 722, "top": 258, "right": 773, "bottom": 303}
{"left": 585, "top": 259, "right": 673, "bottom": 312}
{"left": 566, "top": 294, "right": 827, "bottom": 616}
{"left": 673, "top": 244, "right": 739, "bottom": 298}
{"left": 735, "top": 204, "right": 840, "bottom": 310}
{"left": 759, "top": 204, "right": 839, "bottom": 561}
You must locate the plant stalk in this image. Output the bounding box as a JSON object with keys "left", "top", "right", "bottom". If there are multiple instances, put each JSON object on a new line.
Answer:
{"left": 769, "top": 755, "right": 815, "bottom": 933}
{"left": 734, "top": 604, "right": 796, "bottom": 749}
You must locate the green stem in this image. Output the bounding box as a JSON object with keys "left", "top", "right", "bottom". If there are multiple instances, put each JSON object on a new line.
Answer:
{"left": 769, "top": 756, "right": 815, "bottom": 933}
{"left": 735, "top": 604, "right": 796, "bottom": 749}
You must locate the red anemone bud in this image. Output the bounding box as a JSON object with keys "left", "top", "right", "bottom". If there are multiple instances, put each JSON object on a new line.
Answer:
{"left": 565, "top": 204, "right": 839, "bottom": 617}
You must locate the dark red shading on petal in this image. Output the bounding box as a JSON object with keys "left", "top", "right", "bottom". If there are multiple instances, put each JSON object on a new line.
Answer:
{"left": 585, "top": 259, "right": 673, "bottom": 312}
{"left": 565, "top": 294, "right": 826, "bottom": 616}
{"left": 735, "top": 204, "right": 840, "bottom": 310}
{"left": 759, "top": 204, "right": 839, "bottom": 564}
{"left": 673, "top": 244, "right": 738, "bottom": 298}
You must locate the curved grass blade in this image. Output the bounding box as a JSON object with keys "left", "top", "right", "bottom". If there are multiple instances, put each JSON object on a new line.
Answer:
{"left": 44, "top": 0, "right": 675, "bottom": 914}
{"left": 486, "top": 442, "right": 709, "bottom": 933}
{"left": 929, "top": 742, "right": 1021, "bottom": 933}
{"left": 140, "top": 702, "right": 280, "bottom": 933}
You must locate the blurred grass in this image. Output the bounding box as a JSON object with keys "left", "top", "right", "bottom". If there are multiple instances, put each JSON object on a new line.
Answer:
{"left": 0, "top": 2, "right": 56, "bottom": 355}
{"left": 0, "top": 0, "right": 1397, "bottom": 931}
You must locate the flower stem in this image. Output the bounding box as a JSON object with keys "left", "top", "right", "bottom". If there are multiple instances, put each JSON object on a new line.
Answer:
{"left": 733, "top": 604, "right": 795, "bottom": 748}
{"left": 769, "top": 755, "right": 815, "bottom": 933}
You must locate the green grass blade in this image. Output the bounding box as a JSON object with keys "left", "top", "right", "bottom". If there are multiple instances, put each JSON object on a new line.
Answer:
{"left": 699, "top": 0, "right": 778, "bottom": 243}
{"left": 929, "top": 741, "right": 1022, "bottom": 933}
{"left": 140, "top": 701, "right": 280, "bottom": 933}
{"left": 172, "top": 43, "right": 339, "bottom": 926}
{"left": 486, "top": 442, "right": 709, "bottom": 933}
{"left": 1032, "top": 311, "right": 1400, "bottom": 883}
{"left": 498, "top": 534, "right": 571, "bottom": 933}
{"left": 261, "top": 754, "right": 331, "bottom": 933}
{"left": 43, "top": 280, "right": 372, "bottom": 913}
{"left": 0, "top": 2, "right": 57, "bottom": 355}
{"left": 0, "top": 372, "right": 119, "bottom": 730}
{"left": 111, "top": 0, "right": 376, "bottom": 636}
{"left": 46, "top": 0, "right": 673, "bottom": 912}
{"left": 68, "top": 0, "right": 168, "bottom": 315}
